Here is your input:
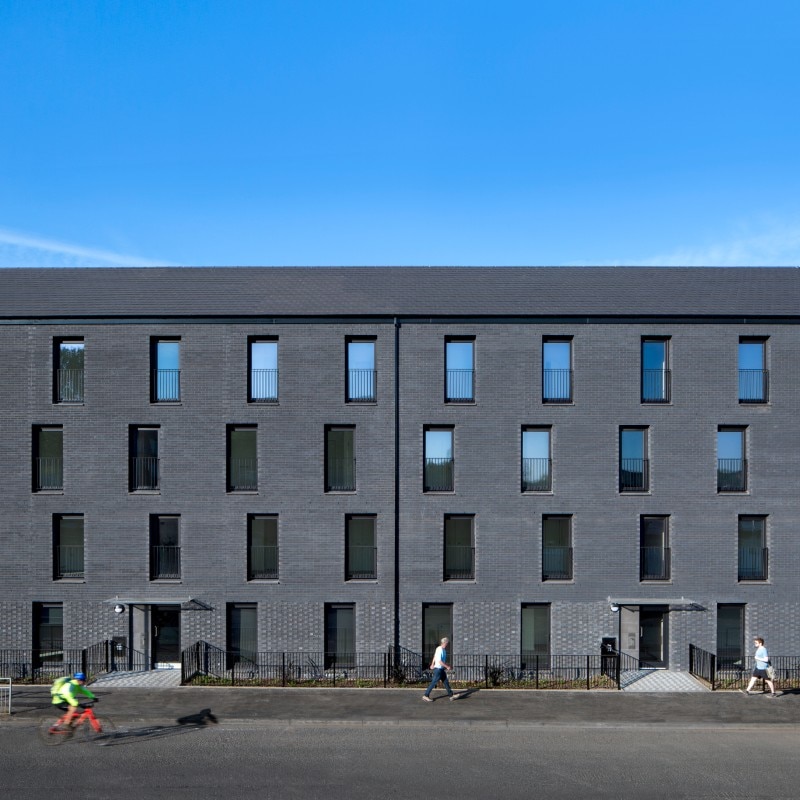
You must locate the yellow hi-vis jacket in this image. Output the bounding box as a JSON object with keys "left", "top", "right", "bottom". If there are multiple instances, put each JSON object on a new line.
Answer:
{"left": 51, "top": 677, "right": 96, "bottom": 707}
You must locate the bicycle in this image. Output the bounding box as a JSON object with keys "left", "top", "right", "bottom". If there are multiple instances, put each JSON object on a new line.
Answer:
{"left": 38, "top": 701, "right": 117, "bottom": 746}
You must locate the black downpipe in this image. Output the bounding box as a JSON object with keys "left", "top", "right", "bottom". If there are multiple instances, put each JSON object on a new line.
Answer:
{"left": 393, "top": 318, "right": 401, "bottom": 657}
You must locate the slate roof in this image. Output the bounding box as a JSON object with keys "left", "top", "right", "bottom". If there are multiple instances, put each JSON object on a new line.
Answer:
{"left": 0, "top": 266, "right": 798, "bottom": 319}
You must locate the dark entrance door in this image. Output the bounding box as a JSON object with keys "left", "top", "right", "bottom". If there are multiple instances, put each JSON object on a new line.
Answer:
{"left": 151, "top": 605, "right": 180, "bottom": 665}
{"left": 639, "top": 606, "right": 668, "bottom": 668}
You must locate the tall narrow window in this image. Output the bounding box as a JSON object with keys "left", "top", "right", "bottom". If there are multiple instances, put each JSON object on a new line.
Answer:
{"left": 346, "top": 515, "right": 377, "bottom": 580}
{"left": 738, "top": 516, "right": 767, "bottom": 581}
{"left": 641, "top": 338, "right": 671, "bottom": 403}
{"left": 444, "top": 515, "right": 474, "bottom": 580}
{"left": 542, "top": 515, "right": 572, "bottom": 580}
{"left": 521, "top": 604, "right": 550, "bottom": 669}
{"left": 151, "top": 338, "right": 181, "bottom": 402}
{"left": 228, "top": 426, "right": 258, "bottom": 492}
{"left": 445, "top": 338, "right": 474, "bottom": 403}
{"left": 324, "top": 603, "right": 355, "bottom": 668}
{"left": 739, "top": 338, "right": 768, "bottom": 403}
{"left": 718, "top": 427, "right": 747, "bottom": 492}
{"left": 347, "top": 339, "right": 376, "bottom": 402}
{"left": 424, "top": 427, "right": 454, "bottom": 492}
{"left": 33, "top": 602, "right": 63, "bottom": 667}
{"left": 54, "top": 515, "right": 84, "bottom": 580}
{"left": 325, "top": 426, "right": 355, "bottom": 492}
{"left": 248, "top": 515, "right": 278, "bottom": 580}
{"left": 716, "top": 604, "right": 744, "bottom": 667}
{"left": 522, "top": 427, "right": 551, "bottom": 492}
{"left": 130, "top": 427, "right": 159, "bottom": 491}
{"left": 640, "top": 516, "right": 670, "bottom": 581}
{"left": 150, "top": 515, "right": 181, "bottom": 580}
{"left": 542, "top": 338, "right": 572, "bottom": 403}
{"left": 227, "top": 603, "right": 258, "bottom": 667}
{"left": 249, "top": 339, "right": 278, "bottom": 403}
{"left": 422, "top": 604, "right": 452, "bottom": 666}
{"left": 54, "top": 339, "right": 84, "bottom": 403}
{"left": 33, "top": 426, "right": 63, "bottom": 492}
{"left": 620, "top": 427, "right": 649, "bottom": 492}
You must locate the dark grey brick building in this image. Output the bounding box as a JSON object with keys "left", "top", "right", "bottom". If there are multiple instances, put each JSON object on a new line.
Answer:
{"left": 2, "top": 266, "right": 799, "bottom": 672}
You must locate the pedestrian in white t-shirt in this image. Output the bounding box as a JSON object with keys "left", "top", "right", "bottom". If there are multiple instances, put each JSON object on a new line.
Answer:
{"left": 423, "top": 637, "right": 458, "bottom": 701}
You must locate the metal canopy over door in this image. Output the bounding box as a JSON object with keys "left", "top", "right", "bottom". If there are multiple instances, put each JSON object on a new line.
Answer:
{"left": 639, "top": 606, "right": 669, "bottom": 668}
{"left": 151, "top": 605, "right": 180, "bottom": 666}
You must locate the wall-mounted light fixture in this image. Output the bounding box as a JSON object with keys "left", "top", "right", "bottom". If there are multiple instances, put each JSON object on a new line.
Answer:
{"left": 114, "top": 604, "right": 125, "bottom": 614}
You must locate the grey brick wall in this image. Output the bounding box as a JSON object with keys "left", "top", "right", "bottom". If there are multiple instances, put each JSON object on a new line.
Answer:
{"left": 2, "top": 316, "right": 799, "bottom": 670}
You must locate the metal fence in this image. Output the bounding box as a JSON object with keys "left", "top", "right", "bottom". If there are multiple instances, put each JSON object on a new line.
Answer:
{"left": 0, "top": 641, "right": 149, "bottom": 684}
{"left": 181, "top": 642, "right": 620, "bottom": 689}
{"left": 0, "top": 649, "right": 87, "bottom": 684}
{"left": 689, "top": 643, "right": 800, "bottom": 691}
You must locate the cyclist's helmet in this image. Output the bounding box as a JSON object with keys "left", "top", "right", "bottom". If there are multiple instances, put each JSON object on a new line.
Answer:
{"left": 73, "top": 672, "right": 86, "bottom": 681}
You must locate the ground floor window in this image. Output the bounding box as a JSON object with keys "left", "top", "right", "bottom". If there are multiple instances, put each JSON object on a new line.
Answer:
{"left": 325, "top": 603, "right": 355, "bottom": 669}
{"left": 717, "top": 604, "right": 744, "bottom": 667}
{"left": 422, "top": 603, "right": 452, "bottom": 665}
{"left": 520, "top": 604, "right": 550, "bottom": 668}
{"left": 33, "top": 602, "right": 63, "bottom": 666}
{"left": 227, "top": 603, "right": 258, "bottom": 668}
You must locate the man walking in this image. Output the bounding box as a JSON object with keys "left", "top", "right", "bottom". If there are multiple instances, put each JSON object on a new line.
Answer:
{"left": 423, "top": 637, "right": 457, "bottom": 701}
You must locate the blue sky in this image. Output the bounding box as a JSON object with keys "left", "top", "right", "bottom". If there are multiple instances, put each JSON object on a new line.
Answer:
{"left": 1, "top": 1, "right": 799, "bottom": 267}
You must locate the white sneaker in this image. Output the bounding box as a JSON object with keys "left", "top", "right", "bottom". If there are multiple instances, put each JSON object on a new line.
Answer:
{"left": 422, "top": 695, "right": 432, "bottom": 702}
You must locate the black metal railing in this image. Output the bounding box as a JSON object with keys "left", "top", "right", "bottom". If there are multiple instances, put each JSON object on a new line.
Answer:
{"left": 180, "top": 642, "right": 620, "bottom": 690}
{"left": 718, "top": 459, "right": 747, "bottom": 492}
{"left": 424, "top": 458, "right": 454, "bottom": 492}
{"left": 152, "top": 369, "right": 181, "bottom": 402}
{"left": 640, "top": 547, "right": 671, "bottom": 581}
{"left": 521, "top": 458, "right": 551, "bottom": 492}
{"left": 542, "top": 546, "right": 573, "bottom": 580}
{"left": 229, "top": 458, "right": 258, "bottom": 492}
{"left": 738, "top": 369, "right": 769, "bottom": 403}
{"left": 35, "top": 457, "right": 63, "bottom": 491}
{"left": 0, "top": 648, "right": 83, "bottom": 683}
{"left": 130, "top": 457, "right": 160, "bottom": 491}
{"left": 641, "top": 369, "right": 671, "bottom": 403}
{"left": 55, "top": 545, "right": 84, "bottom": 579}
{"left": 738, "top": 546, "right": 769, "bottom": 581}
{"left": 249, "top": 545, "right": 278, "bottom": 580}
{"left": 326, "top": 459, "right": 356, "bottom": 492}
{"left": 620, "top": 458, "right": 649, "bottom": 492}
{"left": 347, "top": 369, "right": 377, "bottom": 402}
{"left": 689, "top": 643, "right": 717, "bottom": 689}
{"left": 690, "top": 645, "right": 800, "bottom": 691}
{"left": 150, "top": 545, "right": 181, "bottom": 579}
{"left": 446, "top": 369, "right": 474, "bottom": 402}
{"left": 542, "top": 369, "right": 572, "bottom": 403}
{"left": 180, "top": 642, "right": 391, "bottom": 687}
{"left": 56, "top": 369, "right": 84, "bottom": 403}
{"left": 444, "top": 545, "right": 474, "bottom": 580}
{"left": 250, "top": 369, "right": 279, "bottom": 403}
{"left": 346, "top": 546, "right": 377, "bottom": 580}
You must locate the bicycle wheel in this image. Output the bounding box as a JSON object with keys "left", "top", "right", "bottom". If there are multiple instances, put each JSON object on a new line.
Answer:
{"left": 38, "top": 717, "right": 74, "bottom": 746}
{"left": 81, "top": 715, "right": 118, "bottom": 745}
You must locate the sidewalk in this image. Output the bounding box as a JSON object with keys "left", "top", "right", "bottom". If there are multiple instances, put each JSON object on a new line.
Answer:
{"left": 5, "top": 685, "right": 799, "bottom": 729}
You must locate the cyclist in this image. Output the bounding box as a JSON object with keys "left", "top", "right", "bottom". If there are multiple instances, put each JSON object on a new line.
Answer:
{"left": 50, "top": 672, "right": 96, "bottom": 729}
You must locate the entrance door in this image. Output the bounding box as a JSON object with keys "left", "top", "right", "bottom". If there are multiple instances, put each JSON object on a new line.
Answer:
{"left": 151, "top": 605, "right": 180, "bottom": 666}
{"left": 639, "top": 606, "right": 668, "bottom": 668}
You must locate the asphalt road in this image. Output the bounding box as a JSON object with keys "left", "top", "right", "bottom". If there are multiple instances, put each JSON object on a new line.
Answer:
{"left": 3, "top": 720, "right": 800, "bottom": 800}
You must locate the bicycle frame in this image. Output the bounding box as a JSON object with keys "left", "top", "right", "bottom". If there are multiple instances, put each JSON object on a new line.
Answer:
{"left": 52, "top": 703, "right": 101, "bottom": 734}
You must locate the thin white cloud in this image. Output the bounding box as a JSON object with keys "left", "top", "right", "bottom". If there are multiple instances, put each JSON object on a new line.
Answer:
{"left": 631, "top": 220, "right": 800, "bottom": 267}
{"left": 0, "top": 227, "right": 171, "bottom": 268}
